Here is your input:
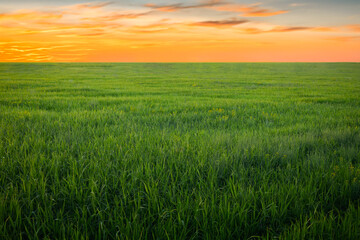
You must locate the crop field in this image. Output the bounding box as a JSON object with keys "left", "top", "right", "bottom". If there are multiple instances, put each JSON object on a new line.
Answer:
{"left": 0, "top": 63, "right": 360, "bottom": 239}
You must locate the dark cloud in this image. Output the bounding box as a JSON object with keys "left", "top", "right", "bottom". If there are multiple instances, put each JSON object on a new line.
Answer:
{"left": 189, "top": 19, "right": 248, "bottom": 28}
{"left": 144, "top": 0, "right": 224, "bottom": 12}
{"left": 70, "top": 2, "right": 113, "bottom": 10}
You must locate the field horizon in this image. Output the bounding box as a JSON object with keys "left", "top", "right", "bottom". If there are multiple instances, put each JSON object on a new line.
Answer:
{"left": 1, "top": 62, "right": 359, "bottom": 239}
{"left": 1, "top": 61, "right": 360, "bottom": 63}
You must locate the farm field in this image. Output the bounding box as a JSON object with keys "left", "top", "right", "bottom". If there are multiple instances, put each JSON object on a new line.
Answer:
{"left": 0, "top": 63, "right": 360, "bottom": 239}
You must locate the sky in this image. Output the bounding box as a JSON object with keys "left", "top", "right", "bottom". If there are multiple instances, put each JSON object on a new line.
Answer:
{"left": 0, "top": 0, "right": 359, "bottom": 62}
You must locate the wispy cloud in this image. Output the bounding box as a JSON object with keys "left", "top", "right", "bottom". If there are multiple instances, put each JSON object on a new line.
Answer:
{"left": 242, "top": 26, "right": 311, "bottom": 34}
{"left": 0, "top": 42, "right": 84, "bottom": 62}
{"left": 0, "top": 10, "right": 63, "bottom": 20}
{"left": 145, "top": 1, "right": 289, "bottom": 17}
{"left": 81, "top": 12, "right": 149, "bottom": 21}
{"left": 144, "top": 0, "right": 223, "bottom": 12}
{"left": 209, "top": 3, "right": 289, "bottom": 17}
{"left": 290, "top": 3, "right": 306, "bottom": 7}
{"left": 346, "top": 24, "right": 360, "bottom": 32}
{"left": 311, "top": 27, "right": 337, "bottom": 32}
{"left": 128, "top": 22, "right": 179, "bottom": 34}
{"left": 242, "top": 10, "right": 289, "bottom": 17}
{"left": 65, "top": 2, "right": 113, "bottom": 10}
{"left": 189, "top": 19, "right": 248, "bottom": 28}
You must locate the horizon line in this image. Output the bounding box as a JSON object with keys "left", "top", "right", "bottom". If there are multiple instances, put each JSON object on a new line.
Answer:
{"left": 0, "top": 60, "right": 360, "bottom": 64}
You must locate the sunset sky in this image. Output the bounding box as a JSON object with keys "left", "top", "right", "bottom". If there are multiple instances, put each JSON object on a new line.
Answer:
{"left": 0, "top": 0, "right": 359, "bottom": 62}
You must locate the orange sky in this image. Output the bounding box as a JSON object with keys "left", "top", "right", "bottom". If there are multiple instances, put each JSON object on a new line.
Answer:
{"left": 0, "top": 0, "right": 360, "bottom": 62}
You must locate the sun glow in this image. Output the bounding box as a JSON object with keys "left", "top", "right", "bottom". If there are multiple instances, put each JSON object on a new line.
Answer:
{"left": 1, "top": 1, "right": 359, "bottom": 62}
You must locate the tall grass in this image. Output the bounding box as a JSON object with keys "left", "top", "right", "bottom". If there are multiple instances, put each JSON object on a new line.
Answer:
{"left": 0, "top": 63, "right": 359, "bottom": 239}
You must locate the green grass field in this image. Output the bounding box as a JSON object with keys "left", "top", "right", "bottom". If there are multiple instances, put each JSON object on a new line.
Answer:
{"left": 0, "top": 63, "right": 360, "bottom": 239}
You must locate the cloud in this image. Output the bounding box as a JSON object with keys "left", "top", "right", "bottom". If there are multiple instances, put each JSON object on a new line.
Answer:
{"left": 0, "top": 10, "right": 63, "bottom": 21}
{"left": 210, "top": 3, "right": 260, "bottom": 13}
{"left": 130, "top": 43, "right": 158, "bottom": 49}
{"left": 81, "top": 12, "right": 149, "bottom": 21}
{"left": 18, "top": 22, "right": 120, "bottom": 34}
{"left": 210, "top": 3, "right": 289, "bottom": 17}
{"left": 271, "top": 26, "right": 311, "bottom": 32}
{"left": 144, "top": 1, "right": 288, "bottom": 17}
{"left": 78, "top": 32, "right": 107, "bottom": 37}
{"left": 242, "top": 26, "right": 311, "bottom": 34}
{"left": 6, "top": 55, "right": 54, "bottom": 62}
{"left": 129, "top": 23, "right": 178, "bottom": 33}
{"left": 311, "top": 27, "right": 337, "bottom": 32}
{"left": 0, "top": 43, "right": 81, "bottom": 62}
{"left": 66, "top": 2, "right": 113, "bottom": 10}
{"left": 242, "top": 10, "right": 289, "bottom": 17}
{"left": 346, "top": 24, "right": 360, "bottom": 32}
{"left": 308, "top": 24, "right": 360, "bottom": 33}
{"left": 290, "top": 3, "right": 306, "bottom": 7}
{"left": 144, "top": 0, "right": 224, "bottom": 12}
{"left": 129, "top": 18, "right": 248, "bottom": 32}
{"left": 144, "top": 3, "right": 183, "bottom": 12}
{"left": 189, "top": 19, "right": 248, "bottom": 28}
{"left": 0, "top": 4, "right": 125, "bottom": 35}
